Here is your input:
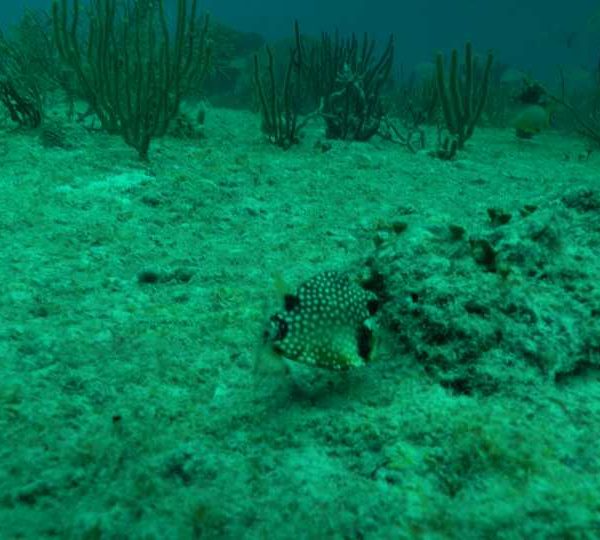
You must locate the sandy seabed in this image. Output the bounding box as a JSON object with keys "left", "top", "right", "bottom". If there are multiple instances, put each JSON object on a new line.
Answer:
{"left": 1, "top": 107, "right": 599, "bottom": 539}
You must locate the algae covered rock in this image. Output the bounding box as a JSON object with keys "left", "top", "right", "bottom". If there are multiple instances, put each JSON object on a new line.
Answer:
{"left": 370, "top": 188, "right": 600, "bottom": 395}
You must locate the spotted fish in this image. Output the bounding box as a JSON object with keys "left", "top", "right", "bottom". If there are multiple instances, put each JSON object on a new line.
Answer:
{"left": 263, "top": 271, "right": 380, "bottom": 370}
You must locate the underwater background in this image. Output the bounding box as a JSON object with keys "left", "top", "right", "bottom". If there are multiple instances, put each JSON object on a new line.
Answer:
{"left": 1, "top": 0, "right": 599, "bottom": 538}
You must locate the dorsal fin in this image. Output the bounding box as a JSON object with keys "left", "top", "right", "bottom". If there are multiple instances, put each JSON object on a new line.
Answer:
{"left": 272, "top": 272, "right": 294, "bottom": 307}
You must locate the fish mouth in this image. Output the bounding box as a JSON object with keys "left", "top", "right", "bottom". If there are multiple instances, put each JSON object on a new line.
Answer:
{"left": 263, "top": 314, "right": 288, "bottom": 344}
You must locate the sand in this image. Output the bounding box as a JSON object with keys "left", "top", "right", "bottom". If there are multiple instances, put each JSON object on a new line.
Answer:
{"left": 1, "top": 106, "right": 599, "bottom": 539}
